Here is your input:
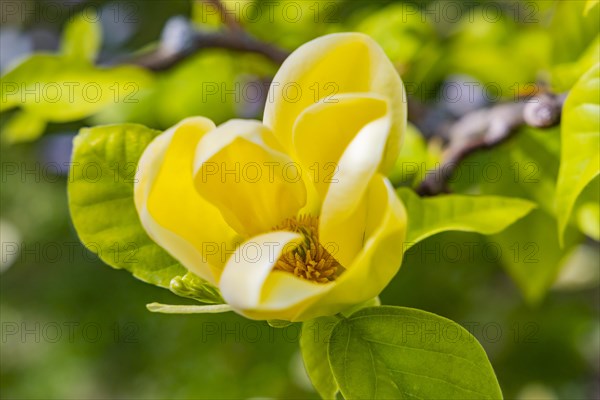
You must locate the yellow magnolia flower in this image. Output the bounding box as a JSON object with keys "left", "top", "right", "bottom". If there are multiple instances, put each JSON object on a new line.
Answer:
{"left": 134, "top": 33, "right": 407, "bottom": 321}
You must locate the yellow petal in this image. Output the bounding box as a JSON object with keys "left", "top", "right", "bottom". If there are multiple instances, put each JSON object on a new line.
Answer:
{"left": 219, "top": 231, "right": 299, "bottom": 309}
{"left": 314, "top": 175, "right": 406, "bottom": 319}
{"left": 135, "top": 117, "right": 238, "bottom": 284}
{"left": 193, "top": 119, "right": 307, "bottom": 237}
{"left": 294, "top": 93, "right": 390, "bottom": 203}
{"left": 264, "top": 32, "right": 406, "bottom": 172}
{"left": 260, "top": 272, "right": 331, "bottom": 311}
{"left": 221, "top": 175, "right": 406, "bottom": 322}
{"left": 240, "top": 270, "right": 333, "bottom": 321}
{"left": 315, "top": 97, "right": 393, "bottom": 267}
{"left": 219, "top": 231, "right": 332, "bottom": 321}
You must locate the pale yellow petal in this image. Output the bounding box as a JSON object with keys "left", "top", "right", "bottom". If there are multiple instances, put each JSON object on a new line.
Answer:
{"left": 242, "top": 271, "right": 333, "bottom": 321}
{"left": 219, "top": 231, "right": 300, "bottom": 309}
{"left": 134, "top": 117, "right": 238, "bottom": 284}
{"left": 219, "top": 231, "right": 332, "bottom": 321}
{"left": 316, "top": 174, "right": 406, "bottom": 318}
{"left": 264, "top": 32, "right": 406, "bottom": 172}
{"left": 293, "top": 93, "right": 390, "bottom": 205}
{"left": 316, "top": 100, "right": 393, "bottom": 267}
{"left": 279, "top": 175, "right": 405, "bottom": 321}
{"left": 193, "top": 119, "right": 307, "bottom": 237}
{"left": 223, "top": 175, "right": 407, "bottom": 322}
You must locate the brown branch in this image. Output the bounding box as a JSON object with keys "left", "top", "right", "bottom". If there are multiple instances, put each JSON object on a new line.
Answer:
{"left": 126, "top": 1, "right": 289, "bottom": 71}
{"left": 132, "top": 31, "right": 289, "bottom": 71}
{"left": 416, "top": 92, "right": 567, "bottom": 196}
{"left": 204, "top": 0, "right": 244, "bottom": 35}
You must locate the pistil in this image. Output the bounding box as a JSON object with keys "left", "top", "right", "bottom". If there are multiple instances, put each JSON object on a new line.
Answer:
{"left": 273, "top": 215, "right": 342, "bottom": 284}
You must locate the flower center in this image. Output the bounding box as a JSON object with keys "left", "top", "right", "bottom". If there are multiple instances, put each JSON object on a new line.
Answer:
{"left": 273, "top": 215, "right": 343, "bottom": 284}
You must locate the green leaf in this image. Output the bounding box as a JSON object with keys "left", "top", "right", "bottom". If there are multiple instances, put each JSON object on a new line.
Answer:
{"left": 356, "top": 3, "right": 441, "bottom": 86}
{"left": 146, "top": 303, "right": 233, "bottom": 314}
{"left": 556, "top": 63, "right": 600, "bottom": 243}
{"left": 153, "top": 51, "right": 238, "bottom": 127}
{"left": 357, "top": 2, "right": 435, "bottom": 64}
{"left": 301, "top": 316, "right": 340, "bottom": 399}
{"left": 551, "top": 35, "right": 599, "bottom": 92}
{"left": 169, "top": 272, "right": 224, "bottom": 304}
{"left": 448, "top": 16, "right": 550, "bottom": 98}
{"left": 1, "top": 110, "right": 47, "bottom": 143}
{"left": 577, "top": 200, "right": 600, "bottom": 240}
{"left": 61, "top": 10, "right": 102, "bottom": 63}
{"left": 490, "top": 208, "right": 580, "bottom": 304}
{"left": 585, "top": 0, "right": 599, "bottom": 15}
{"left": 341, "top": 297, "right": 381, "bottom": 318}
{"left": 300, "top": 298, "right": 380, "bottom": 399}
{"left": 328, "top": 306, "right": 503, "bottom": 399}
{"left": 397, "top": 188, "right": 536, "bottom": 249}
{"left": 445, "top": 127, "right": 581, "bottom": 303}
{"left": 241, "top": 1, "right": 333, "bottom": 50}
{"left": 0, "top": 54, "right": 154, "bottom": 122}
{"left": 550, "top": 0, "right": 599, "bottom": 64}
{"left": 448, "top": 126, "right": 561, "bottom": 216}
{"left": 68, "top": 123, "right": 187, "bottom": 287}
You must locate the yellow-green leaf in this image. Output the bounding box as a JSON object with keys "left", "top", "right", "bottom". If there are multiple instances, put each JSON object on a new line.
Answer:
{"left": 556, "top": 63, "right": 600, "bottom": 243}
{"left": 577, "top": 200, "right": 600, "bottom": 240}
{"left": 328, "top": 306, "right": 503, "bottom": 399}
{"left": 61, "top": 9, "right": 102, "bottom": 63}
{"left": 585, "top": 0, "right": 599, "bottom": 15}
{"left": 491, "top": 208, "right": 580, "bottom": 304}
{"left": 398, "top": 188, "right": 536, "bottom": 249}
{"left": 301, "top": 316, "right": 339, "bottom": 399}
{"left": 1, "top": 110, "right": 47, "bottom": 143}
{"left": 68, "top": 124, "right": 187, "bottom": 287}
{"left": 300, "top": 298, "right": 380, "bottom": 399}
{"left": 1, "top": 54, "right": 153, "bottom": 122}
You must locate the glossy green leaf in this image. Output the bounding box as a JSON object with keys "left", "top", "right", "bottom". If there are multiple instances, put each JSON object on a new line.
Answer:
{"left": 61, "top": 10, "right": 102, "bottom": 63}
{"left": 397, "top": 188, "right": 536, "bottom": 249}
{"left": 300, "top": 298, "right": 380, "bottom": 399}
{"left": 1, "top": 110, "right": 47, "bottom": 143}
{"left": 68, "top": 123, "right": 187, "bottom": 287}
{"left": 556, "top": 64, "right": 600, "bottom": 243}
{"left": 0, "top": 54, "right": 154, "bottom": 122}
{"left": 328, "top": 306, "right": 503, "bottom": 399}
{"left": 301, "top": 316, "right": 340, "bottom": 399}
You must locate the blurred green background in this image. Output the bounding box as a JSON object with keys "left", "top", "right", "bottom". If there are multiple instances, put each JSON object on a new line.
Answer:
{"left": 1, "top": 0, "right": 599, "bottom": 399}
